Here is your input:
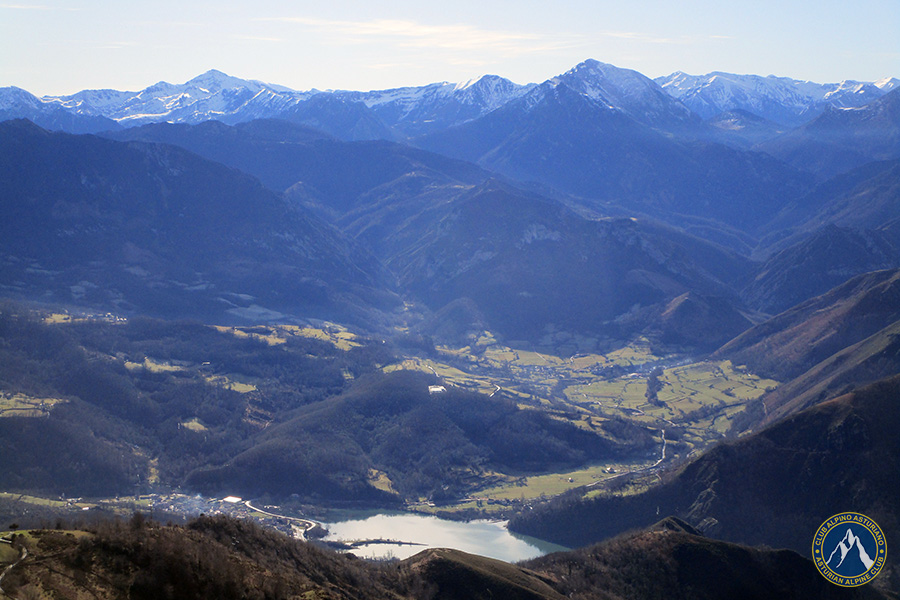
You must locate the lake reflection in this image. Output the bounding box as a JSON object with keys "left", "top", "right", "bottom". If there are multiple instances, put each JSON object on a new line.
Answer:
{"left": 323, "top": 513, "right": 566, "bottom": 562}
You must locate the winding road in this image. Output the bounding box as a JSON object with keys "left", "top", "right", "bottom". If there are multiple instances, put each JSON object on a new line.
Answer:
{"left": 0, "top": 543, "right": 28, "bottom": 598}
{"left": 243, "top": 501, "right": 319, "bottom": 540}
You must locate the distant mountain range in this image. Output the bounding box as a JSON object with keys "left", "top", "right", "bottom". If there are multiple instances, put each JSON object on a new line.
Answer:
{"left": 415, "top": 77, "right": 814, "bottom": 233}
{"left": 656, "top": 71, "right": 898, "bottom": 126}
{"left": 2, "top": 59, "right": 899, "bottom": 346}
{"left": 0, "top": 69, "right": 535, "bottom": 139}
{"left": 2, "top": 60, "right": 896, "bottom": 138}
{"left": 96, "top": 119, "right": 756, "bottom": 345}
{"left": 4, "top": 59, "right": 897, "bottom": 212}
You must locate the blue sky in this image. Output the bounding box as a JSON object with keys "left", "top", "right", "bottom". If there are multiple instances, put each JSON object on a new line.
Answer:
{"left": 3, "top": 0, "right": 898, "bottom": 95}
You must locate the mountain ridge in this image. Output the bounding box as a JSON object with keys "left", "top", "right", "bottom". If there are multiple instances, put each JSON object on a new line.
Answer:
{"left": 3, "top": 62, "right": 895, "bottom": 139}
{"left": 0, "top": 119, "right": 398, "bottom": 325}
{"left": 656, "top": 70, "right": 896, "bottom": 126}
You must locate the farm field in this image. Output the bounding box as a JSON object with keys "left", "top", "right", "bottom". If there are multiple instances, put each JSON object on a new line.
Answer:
{"left": 9, "top": 309, "right": 779, "bottom": 514}
{"left": 395, "top": 333, "right": 775, "bottom": 447}
{"left": 0, "top": 393, "right": 66, "bottom": 418}
{"left": 389, "top": 332, "right": 778, "bottom": 511}
{"left": 214, "top": 322, "right": 360, "bottom": 350}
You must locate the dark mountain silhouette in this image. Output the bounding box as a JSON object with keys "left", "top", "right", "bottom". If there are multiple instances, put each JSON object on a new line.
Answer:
{"left": 526, "top": 517, "right": 888, "bottom": 600}
{"left": 4, "top": 514, "right": 888, "bottom": 600}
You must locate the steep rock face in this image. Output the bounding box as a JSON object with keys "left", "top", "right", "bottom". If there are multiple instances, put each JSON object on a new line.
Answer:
{"left": 0, "top": 120, "right": 396, "bottom": 323}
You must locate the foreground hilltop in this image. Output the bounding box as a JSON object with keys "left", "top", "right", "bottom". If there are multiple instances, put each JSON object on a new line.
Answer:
{"left": 0, "top": 514, "right": 886, "bottom": 599}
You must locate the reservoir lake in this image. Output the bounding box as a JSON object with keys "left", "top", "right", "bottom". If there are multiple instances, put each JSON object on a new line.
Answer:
{"left": 322, "top": 513, "right": 567, "bottom": 562}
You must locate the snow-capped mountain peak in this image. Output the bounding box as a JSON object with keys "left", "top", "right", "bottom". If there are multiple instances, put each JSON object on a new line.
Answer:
{"left": 185, "top": 69, "right": 267, "bottom": 94}
{"left": 0, "top": 86, "right": 44, "bottom": 111}
{"left": 552, "top": 59, "right": 696, "bottom": 128}
{"left": 33, "top": 70, "right": 316, "bottom": 126}
{"left": 3, "top": 61, "right": 896, "bottom": 138}
{"left": 455, "top": 75, "right": 485, "bottom": 91}
{"left": 875, "top": 77, "right": 900, "bottom": 92}
{"left": 557, "top": 59, "right": 652, "bottom": 101}
{"left": 338, "top": 73, "right": 535, "bottom": 136}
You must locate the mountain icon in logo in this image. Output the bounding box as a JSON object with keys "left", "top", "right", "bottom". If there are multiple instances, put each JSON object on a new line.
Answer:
{"left": 813, "top": 512, "right": 886, "bottom": 587}
{"left": 826, "top": 527, "right": 875, "bottom": 571}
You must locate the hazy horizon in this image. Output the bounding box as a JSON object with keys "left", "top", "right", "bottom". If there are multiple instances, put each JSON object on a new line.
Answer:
{"left": 2, "top": 0, "right": 897, "bottom": 97}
